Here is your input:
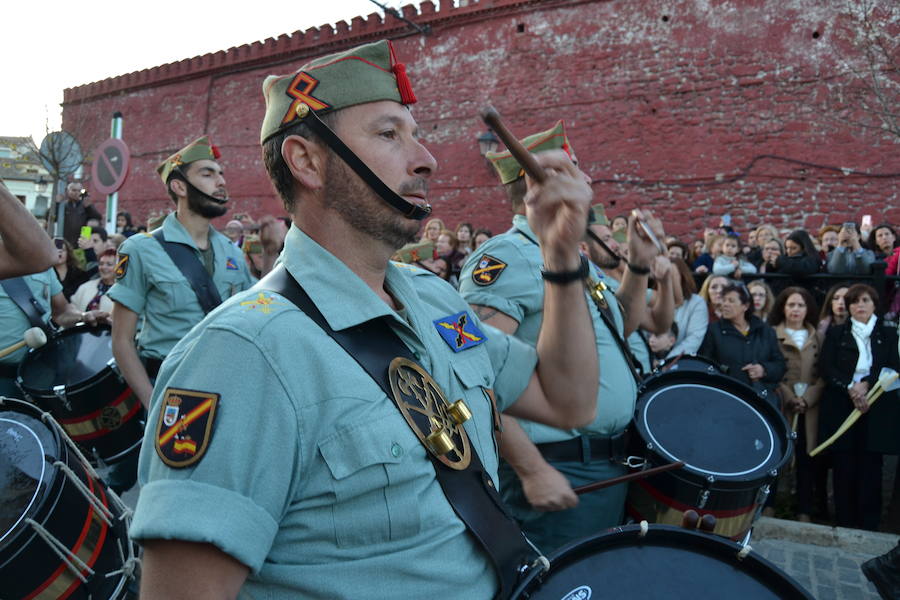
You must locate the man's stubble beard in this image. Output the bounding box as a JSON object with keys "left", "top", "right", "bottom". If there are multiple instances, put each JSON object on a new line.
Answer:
{"left": 589, "top": 243, "right": 621, "bottom": 271}
{"left": 322, "top": 153, "right": 421, "bottom": 251}
{"left": 186, "top": 185, "right": 228, "bottom": 219}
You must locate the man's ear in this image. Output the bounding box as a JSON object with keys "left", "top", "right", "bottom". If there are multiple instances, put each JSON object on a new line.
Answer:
{"left": 282, "top": 135, "right": 326, "bottom": 190}
{"left": 168, "top": 177, "right": 187, "bottom": 198}
{"left": 578, "top": 240, "right": 589, "bottom": 256}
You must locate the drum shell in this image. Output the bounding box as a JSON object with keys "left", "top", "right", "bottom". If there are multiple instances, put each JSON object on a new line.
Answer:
{"left": 17, "top": 325, "right": 144, "bottom": 464}
{"left": 627, "top": 369, "right": 792, "bottom": 540}
{"left": 511, "top": 524, "right": 813, "bottom": 599}
{"left": 0, "top": 400, "right": 133, "bottom": 599}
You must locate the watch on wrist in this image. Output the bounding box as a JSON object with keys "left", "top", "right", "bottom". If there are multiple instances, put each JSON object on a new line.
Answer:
{"left": 541, "top": 255, "right": 590, "bottom": 285}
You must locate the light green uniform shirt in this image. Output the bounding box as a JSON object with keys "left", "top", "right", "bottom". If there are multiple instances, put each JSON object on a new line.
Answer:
{"left": 129, "top": 226, "right": 537, "bottom": 599}
{"left": 107, "top": 212, "right": 255, "bottom": 359}
{"left": 0, "top": 268, "right": 60, "bottom": 366}
{"left": 602, "top": 274, "right": 654, "bottom": 375}
{"left": 459, "top": 214, "right": 636, "bottom": 443}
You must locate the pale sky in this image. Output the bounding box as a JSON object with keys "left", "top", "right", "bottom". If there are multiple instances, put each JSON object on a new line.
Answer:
{"left": 3, "top": 0, "right": 384, "bottom": 146}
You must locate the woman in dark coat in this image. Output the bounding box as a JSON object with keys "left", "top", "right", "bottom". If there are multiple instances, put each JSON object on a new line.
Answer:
{"left": 818, "top": 284, "right": 900, "bottom": 531}
{"left": 700, "top": 282, "right": 787, "bottom": 407}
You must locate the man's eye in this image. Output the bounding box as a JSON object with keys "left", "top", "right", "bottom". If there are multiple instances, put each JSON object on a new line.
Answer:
{"left": 380, "top": 130, "right": 397, "bottom": 139}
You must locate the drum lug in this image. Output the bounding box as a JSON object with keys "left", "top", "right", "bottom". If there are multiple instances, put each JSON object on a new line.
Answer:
{"left": 622, "top": 456, "right": 646, "bottom": 469}
{"left": 107, "top": 358, "right": 123, "bottom": 381}
{"left": 696, "top": 475, "right": 715, "bottom": 509}
{"left": 53, "top": 385, "right": 72, "bottom": 412}
{"left": 755, "top": 483, "right": 771, "bottom": 507}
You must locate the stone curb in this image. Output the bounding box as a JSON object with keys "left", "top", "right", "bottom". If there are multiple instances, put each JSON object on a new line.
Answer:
{"left": 753, "top": 516, "right": 898, "bottom": 555}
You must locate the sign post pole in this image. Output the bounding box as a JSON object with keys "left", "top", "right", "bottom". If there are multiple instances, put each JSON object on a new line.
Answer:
{"left": 106, "top": 112, "right": 124, "bottom": 232}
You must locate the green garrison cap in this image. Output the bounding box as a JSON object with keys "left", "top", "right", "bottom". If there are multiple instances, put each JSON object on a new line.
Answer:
{"left": 392, "top": 239, "right": 435, "bottom": 264}
{"left": 486, "top": 120, "right": 577, "bottom": 185}
{"left": 260, "top": 39, "right": 417, "bottom": 143}
{"left": 588, "top": 204, "right": 609, "bottom": 226}
{"left": 157, "top": 136, "right": 221, "bottom": 184}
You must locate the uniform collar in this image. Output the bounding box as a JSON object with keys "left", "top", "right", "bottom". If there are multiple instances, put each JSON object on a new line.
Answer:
{"left": 511, "top": 214, "right": 538, "bottom": 244}
{"left": 281, "top": 225, "right": 409, "bottom": 332}
{"left": 162, "top": 211, "right": 222, "bottom": 250}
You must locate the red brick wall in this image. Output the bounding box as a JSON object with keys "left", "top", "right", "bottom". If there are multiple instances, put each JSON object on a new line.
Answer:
{"left": 63, "top": 0, "right": 899, "bottom": 240}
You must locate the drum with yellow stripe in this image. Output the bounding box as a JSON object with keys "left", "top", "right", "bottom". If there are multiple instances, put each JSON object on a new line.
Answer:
{"left": 626, "top": 368, "right": 793, "bottom": 541}
{"left": 17, "top": 324, "right": 144, "bottom": 465}
{"left": 0, "top": 397, "right": 137, "bottom": 599}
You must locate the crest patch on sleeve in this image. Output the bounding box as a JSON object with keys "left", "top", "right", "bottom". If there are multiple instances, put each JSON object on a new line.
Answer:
{"left": 471, "top": 254, "right": 507, "bottom": 286}
{"left": 155, "top": 388, "right": 220, "bottom": 468}
{"left": 115, "top": 253, "right": 129, "bottom": 279}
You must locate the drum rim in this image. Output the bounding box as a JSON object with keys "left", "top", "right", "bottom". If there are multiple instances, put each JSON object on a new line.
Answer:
{"left": 0, "top": 415, "right": 49, "bottom": 544}
{"left": 513, "top": 524, "right": 813, "bottom": 599}
{"left": 641, "top": 383, "right": 776, "bottom": 478}
{"left": 635, "top": 370, "right": 792, "bottom": 483}
{"left": 16, "top": 324, "right": 115, "bottom": 394}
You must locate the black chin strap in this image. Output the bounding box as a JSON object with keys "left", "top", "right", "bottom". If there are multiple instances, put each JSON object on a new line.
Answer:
{"left": 172, "top": 168, "right": 229, "bottom": 205}
{"left": 586, "top": 228, "right": 622, "bottom": 268}
{"left": 301, "top": 107, "right": 432, "bottom": 221}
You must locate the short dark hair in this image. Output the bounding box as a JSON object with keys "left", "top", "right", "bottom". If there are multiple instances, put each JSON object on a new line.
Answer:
{"left": 844, "top": 283, "right": 879, "bottom": 312}
{"left": 721, "top": 282, "right": 753, "bottom": 321}
{"left": 262, "top": 111, "right": 340, "bottom": 212}
{"left": 91, "top": 227, "right": 108, "bottom": 242}
{"left": 769, "top": 286, "right": 817, "bottom": 328}
{"left": 503, "top": 177, "right": 527, "bottom": 213}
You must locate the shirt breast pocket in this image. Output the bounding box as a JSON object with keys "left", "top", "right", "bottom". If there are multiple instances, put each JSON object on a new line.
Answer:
{"left": 318, "top": 412, "right": 422, "bottom": 548}
{"left": 155, "top": 275, "right": 199, "bottom": 312}
{"left": 449, "top": 353, "right": 499, "bottom": 471}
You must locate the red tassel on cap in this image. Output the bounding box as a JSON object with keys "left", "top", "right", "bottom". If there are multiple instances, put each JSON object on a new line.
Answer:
{"left": 389, "top": 42, "right": 417, "bottom": 105}
{"left": 211, "top": 144, "right": 222, "bottom": 159}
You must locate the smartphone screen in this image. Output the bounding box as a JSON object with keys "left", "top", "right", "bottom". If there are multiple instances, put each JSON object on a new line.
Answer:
{"left": 80, "top": 226, "right": 92, "bottom": 239}
{"left": 861, "top": 215, "right": 872, "bottom": 228}
{"left": 842, "top": 222, "right": 856, "bottom": 231}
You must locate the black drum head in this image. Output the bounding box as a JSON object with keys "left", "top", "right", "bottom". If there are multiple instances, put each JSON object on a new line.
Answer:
{"left": 0, "top": 401, "right": 60, "bottom": 549}
{"left": 18, "top": 325, "right": 113, "bottom": 392}
{"left": 636, "top": 372, "right": 791, "bottom": 483}
{"left": 513, "top": 525, "right": 812, "bottom": 599}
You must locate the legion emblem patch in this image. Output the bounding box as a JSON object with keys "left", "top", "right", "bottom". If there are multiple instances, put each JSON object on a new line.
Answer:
{"left": 471, "top": 254, "right": 506, "bottom": 286}
{"left": 115, "top": 253, "right": 129, "bottom": 279}
{"left": 225, "top": 257, "right": 240, "bottom": 270}
{"left": 155, "top": 388, "right": 219, "bottom": 468}
{"left": 434, "top": 311, "right": 487, "bottom": 353}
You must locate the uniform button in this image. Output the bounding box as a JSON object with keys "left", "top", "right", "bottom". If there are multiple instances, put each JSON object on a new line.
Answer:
{"left": 391, "top": 443, "right": 403, "bottom": 458}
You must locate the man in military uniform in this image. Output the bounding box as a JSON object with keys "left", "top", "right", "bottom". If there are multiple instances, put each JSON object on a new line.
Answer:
{"left": 109, "top": 136, "right": 255, "bottom": 411}
{"left": 458, "top": 121, "right": 670, "bottom": 553}
{"left": 131, "top": 41, "right": 599, "bottom": 599}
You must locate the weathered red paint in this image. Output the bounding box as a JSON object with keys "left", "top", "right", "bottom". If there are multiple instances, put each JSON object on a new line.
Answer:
{"left": 62, "top": 0, "right": 899, "bottom": 239}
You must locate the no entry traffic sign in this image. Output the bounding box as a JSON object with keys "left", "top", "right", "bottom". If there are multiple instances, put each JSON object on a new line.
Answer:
{"left": 91, "top": 138, "right": 130, "bottom": 195}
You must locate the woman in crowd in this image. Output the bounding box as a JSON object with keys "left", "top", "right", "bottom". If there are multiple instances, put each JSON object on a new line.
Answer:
{"left": 775, "top": 230, "right": 821, "bottom": 277}
{"left": 667, "top": 240, "right": 690, "bottom": 263}
{"left": 698, "top": 274, "right": 729, "bottom": 322}
{"left": 713, "top": 234, "right": 757, "bottom": 277}
{"left": 818, "top": 284, "right": 900, "bottom": 531}
{"left": 116, "top": 211, "right": 138, "bottom": 237}
{"left": 436, "top": 229, "right": 466, "bottom": 287}
{"left": 420, "top": 217, "right": 445, "bottom": 243}
{"left": 667, "top": 259, "right": 709, "bottom": 357}
{"left": 472, "top": 228, "right": 492, "bottom": 250}
{"left": 692, "top": 232, "right": 723, "bottom": 274}
{"left": 758, "top": 238, "right": 783, "bottom": 273}
{"left": 71, "top": 249, "right": 117, "bottom": 315}
{"left": 748, "top": 224, "right": 779, "bottom": 267}
{"left": 700, "top": 282, "right": 786, "bottom": 407}
{"left": 817, "top": 283, "right": 850, "bottom": 336}
{"left": 455, "top": 222, "right": 474, "bottom": 255}
{"left": 868, "top": 224, "right": 898, "bottom": 260}
{"left": 53, "top": 238, "right": 90, "bottom": 301}
{"left": 769, "top": 287, "right": 824, "bottom": 523}
{"left": 748, "top": 280, "right": 776, "bottom": 322}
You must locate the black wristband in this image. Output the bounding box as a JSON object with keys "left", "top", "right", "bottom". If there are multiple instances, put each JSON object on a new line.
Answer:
{"left": 542, "top": 255, "right": 590, "bottom": 284}
{"left": 626, "top": 261, "right": 651, "bottom": 275}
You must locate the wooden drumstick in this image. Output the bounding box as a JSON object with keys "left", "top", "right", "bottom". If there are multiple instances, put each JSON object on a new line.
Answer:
{"left": 480, "top": 107, "right": 547, "bottom": 183}
{"left": 681, "top": 510, "right": 700, "bottom": 530}
{"left": 0, "top": 327, "right": 47, "bottom": 359}
{"left": 699, "top": 513, "right": 717, "bottom": 533}
{"left": 572, "top": 461, "right": 685, "bottom": 495}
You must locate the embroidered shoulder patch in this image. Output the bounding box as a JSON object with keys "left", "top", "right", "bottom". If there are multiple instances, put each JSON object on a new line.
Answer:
{"left": 155, "top": 388, "right": 220, "bottom": 468}
{"left": 471, "top": 254, "right": 507, "bottom": 286}
{"left": 115, "top": 253, "right": 129, "bottom": 279}
{"left": 225, "top": 257, "right": 240, "bottom": 271}
{"left": 434, "top": 311, "right": 488, "bottom": 353}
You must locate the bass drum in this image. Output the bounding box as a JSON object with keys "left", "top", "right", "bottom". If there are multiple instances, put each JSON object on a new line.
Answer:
{"left": 17, "top": 324, "right": 144, "bottom": 465}
{"left": 653, "top": 353, "right": 723, "bottom": 375}
{"left": 0, "top": 397, "right": 138, "bottom": 598}
{"left": 511, "top": 524, "right": 813, "bottom": 599}
{"left": 626, "top": 369, "right": 792, "bottom": 540}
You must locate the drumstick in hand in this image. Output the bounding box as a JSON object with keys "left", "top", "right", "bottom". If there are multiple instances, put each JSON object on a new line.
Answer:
{"left": 0, "top": 327, "right": 47, "bottom": 359}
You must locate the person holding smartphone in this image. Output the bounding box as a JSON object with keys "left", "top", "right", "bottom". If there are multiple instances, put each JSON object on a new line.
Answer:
{"left": 826, "top": 221, "right": 875, "bottom": 275}
{"left": 56, "top": 182, "right": 103, "bottom": 246}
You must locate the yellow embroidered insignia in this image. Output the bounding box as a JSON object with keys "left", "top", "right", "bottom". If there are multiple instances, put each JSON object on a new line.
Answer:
{"left": 155, "top": 388, "right": 219, "bottom": 468}
{"left": 240, "top": 292, "right": 285, "bottom": 315}
{"left": 472, "top": 254, "right": 507, "bottom": 286}
{"left": 115, "top": 253, "right": 129, "bottom": 279}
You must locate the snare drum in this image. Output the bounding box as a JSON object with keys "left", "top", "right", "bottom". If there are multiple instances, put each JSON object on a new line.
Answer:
{"left": 17, "top": 324, "right": 144, "bottom": 464}
{"left": 626, "top": 369, "right": 793, "bottom": 540}
{"left": 0, "top": 397, "right": 138, "bottom": 599}
{"left": 511, "top": 524, "right": 812, "bottom": 599}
